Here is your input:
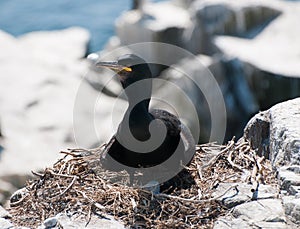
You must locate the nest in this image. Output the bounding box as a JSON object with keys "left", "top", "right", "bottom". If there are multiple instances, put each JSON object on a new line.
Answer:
{"left": 8, "top": 137, "right": 276, "bottom": 228}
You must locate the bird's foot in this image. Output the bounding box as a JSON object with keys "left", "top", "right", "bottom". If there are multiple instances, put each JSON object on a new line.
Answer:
{"left": 141, "top": 181, "right": 160, "bottom": 194}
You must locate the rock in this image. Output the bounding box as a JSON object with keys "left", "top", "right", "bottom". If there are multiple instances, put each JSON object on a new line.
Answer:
{"left": 73, "top": 80, "right": 127, "bottom": 148}
{"left": 0, "top": 27, "right": 91, "bottom": 178}
{"left": 214, "top": 0, "right": 299, "bottom": 78}
{"left": 43, "top": 217, "right": 58, "bottom": 228}
{"left": 214, "top": 199, "right": 287, "bottom": 229}
{"left": 0, "top": 117, "right": 3, "bottom": 138}
{"left": 213, "top": 182, "right": 278, "bottom": 208}
{"left": 0, "top": 218, "right": 13, "bottom": 229}
{"left": 278, "top": 166, "right": 300, "bottom": 194}
{"left": 192, "top": 0, "right": 281, "bottom": 37}
{"left": 282, "top": 196, "right": 300, "bottom": 225}
{"left": 244, "top": 98, "right": 300, "bottom": 167}
{"left": 154, "top": 55, "right": 258, "bottom": 142}
{"left": 214, "top": 1, "right": 300, "bottom": 109}
{"left": 115, "top": 1, "right": 192, "bottom": 71}
{"left": 244, "top": 98, "right": 300, "bottom": 227}
{"left": 0, "top": 179, "right": 15, "bottom": 205}
{"left": 243, "top": 111, "right": 270, "bottom": 158}
{"left": 186, "top": 0, "right": 281, "bottom": 55}
{"left": 0, "top": 205, "right": 10, "bottom": 218}
{"left": 172, "top": 0, "right": 195, "bottom": 9}
{"left": 152, "top": 54, "right": 226, "bottom": 142}
{"left": 55, "top": 212, "right": 125, "bottom": 229}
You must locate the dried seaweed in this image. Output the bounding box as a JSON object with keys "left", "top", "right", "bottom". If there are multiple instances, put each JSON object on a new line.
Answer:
{"left": 8, "top": 138, "right": 277, "bottom": 228}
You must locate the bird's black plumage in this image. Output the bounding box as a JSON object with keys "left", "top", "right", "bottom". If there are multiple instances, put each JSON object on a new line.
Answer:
{"left": 96, "top": 54, "right": 195, "bottom": 184}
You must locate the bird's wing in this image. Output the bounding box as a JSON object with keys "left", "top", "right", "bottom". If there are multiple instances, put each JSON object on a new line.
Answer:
{"left": 180, "top": 123, "right": 196, "bottom": 166}
{"left": 150, "top": 109, "right": 181, "bottom": 136}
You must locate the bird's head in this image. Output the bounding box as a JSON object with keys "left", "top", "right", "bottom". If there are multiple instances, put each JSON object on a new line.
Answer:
{"left": 96, "top": 54, "right": 152, "bottom": 88}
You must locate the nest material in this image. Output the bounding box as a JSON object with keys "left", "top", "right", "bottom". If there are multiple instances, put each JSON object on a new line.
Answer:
{"left": 8, "top": 138, "right": 276, "bottom": 228}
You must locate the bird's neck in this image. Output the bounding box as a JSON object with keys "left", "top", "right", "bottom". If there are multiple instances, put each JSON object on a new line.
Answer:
{"left": 118, "top": 79, "right": 153, "bottom": 141}
{"left": 119, "top": 99, "right": 153, "bottom": 141}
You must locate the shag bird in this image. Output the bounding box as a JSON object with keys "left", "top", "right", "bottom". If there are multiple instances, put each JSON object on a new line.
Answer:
{"left": 96, "top": 54, "right": 195, "bottom": 185}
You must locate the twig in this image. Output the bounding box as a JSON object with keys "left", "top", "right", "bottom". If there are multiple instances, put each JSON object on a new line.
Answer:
{"left": 31, "top": 170, "right": 44, "bottom": 178}
{"left": 201, "top": 140, "right": 235, "bottom": 169}
{"left": 48, "top": 170, "right": 77, "bottom": 179}
{"left": 155, "top": 184, "right": 238, "bottom": 203}
{"left": 227, "top": 150, "right": 244, "bottom": 171}
{"left": 59, "top": 176, "right": 77, "bottom": 196}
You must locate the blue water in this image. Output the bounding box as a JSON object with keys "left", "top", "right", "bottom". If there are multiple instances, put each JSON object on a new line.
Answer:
{"left": 0, "top": 0, "right": 166, "bottom": 53}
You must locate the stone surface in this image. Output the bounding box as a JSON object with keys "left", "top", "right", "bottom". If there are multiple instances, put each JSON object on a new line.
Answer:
{"left": 269, "top": 99, "right": 300, "bottom": 167}
{"left": 283, "top": 196, "right": 300, "bottom": 225}
{"left": 188, "top": 0, "right": 281, "bottom": 54}
{"left": 278, "top": 166, "right": 300, "bottom": 194}
{"left": 115, "top": 1, "right": 192, "bottom": 71}
{"left": 43, "top": 217, "right": 58, "bottom": 228}
{"left": 193, "top": 0, "right": 281, "bottom": 36}
{"left": 152, "top": 54, "right": 226, "bottom": 142}
{"left": 0, "top": 27, "right": 93, "bottom": 178}
{"left": 0, "top": 205, "right": 10, "bottom": 218}
{"left": 213, "top": 0, "right": 300, "bottom": 110}
{"left": 155, "top": 55, "right": 258, "bottom": 142}
{"left": 213, "top": 182, "right": 278, "bottom": 208}
{"left": 56, "top": 213, "right": 125, "bottom": 229}
{"left": 214, "top": 0, "right": 299, "bottom": 78}
{"left": 0, "top": 179, "right": 15, "bottom": 205}
{"left": 0, "top": 218, "right": 13, "bottom": 229}
{"left": 214, "top": 199, "right": 287, "bottom": 229}
{"left": 243, "top": 98, "right": 300, "bottom": 227}
{"left": 244, "top": 98, "right": 300, "bottom": 167}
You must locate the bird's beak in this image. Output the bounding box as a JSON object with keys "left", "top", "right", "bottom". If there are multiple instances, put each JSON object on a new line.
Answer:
{"left": 95, "top": 61, "right": 132, "bottom": 73}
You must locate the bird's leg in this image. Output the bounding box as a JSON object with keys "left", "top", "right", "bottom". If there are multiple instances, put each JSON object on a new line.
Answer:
{"left": 128, "top": 169, "right": 134, "bottom": 186}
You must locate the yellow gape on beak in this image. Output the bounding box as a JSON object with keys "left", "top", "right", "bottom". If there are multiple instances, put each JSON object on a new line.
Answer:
{"left": 96, "top": 61, "right": 132, "bottom": 73}
{"left": 122, "top": 67, "right": 132, "bottom": 72}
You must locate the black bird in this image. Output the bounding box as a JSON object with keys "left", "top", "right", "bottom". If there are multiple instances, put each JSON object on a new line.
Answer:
{"left": 96, "top": 54, "right": 195, "bottom": 185}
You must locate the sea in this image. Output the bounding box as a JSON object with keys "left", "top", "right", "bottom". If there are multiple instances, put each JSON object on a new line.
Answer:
{"left": 0, "top": 0, "right": 165, "bottom": 53}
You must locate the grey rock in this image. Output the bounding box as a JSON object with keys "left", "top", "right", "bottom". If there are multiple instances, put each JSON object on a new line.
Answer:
{"left": 268, "top": 99, "right": 300, "bottom": 167}
{"left": 0, "top": 218, "right": 13, "bottom": 229}
{"left": 155, "top": 55, "right": 257, "bottom": 142}
{"left": 244, "top": 98, "right": 300, "bottom": 167}
{"left": 278, "top": 166, "right": 300, "bottom": 193}
{"left": 188, "top": 0, "right": 281, "bottom": 55}
{"left": 152, "top": 54, "right": 226, "bottom": 142}
{"left": 56, "top": 212, "right": 125, "bottom": 229}
{"left": 283, "top": 196, "right": 300, "bottom": 224}
{"left": 214, "top": 218, "right": 287, "bottom": 229}
{"left": 115, "top": 1, "right": 192, "bottom": 72}
{"left": 192, "top": 0, "right": 281, "bottom": 37}
{"left": 0, "top": 179, "right": 15, "bottom": 205}
{"left": 43, "top": 217, "right": 57, "bottom": 228}
{"left": 172, "top": 0, "right": 195, "bottom": 9}
{"left": 290, "top": 185, "right": 300, "bottom": 196}
{"left": 0, "top": 27, "right": 92, "bottom": 177}
{"left": 72, "top": 79, "right": 127, "bottom": 148}
{"left": 0, "top": 205, "right": 10, "bottom": 218}
{"left": 213, "top": 182, "right": 279, "bottom": 208}
{"left": 214, "top": 0, "right": 300, "bottom": 111}
{"left": 243, "top": 111, "right": 270, "bottom": 158}
{"left": 214, "top": 0, "right": 299, "bottom": 78}
{"left": 214, "top": 199, "right": 287, "bottom": 229}
{"left": 233, "top": 199, "right": 285, "bottom": 222}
